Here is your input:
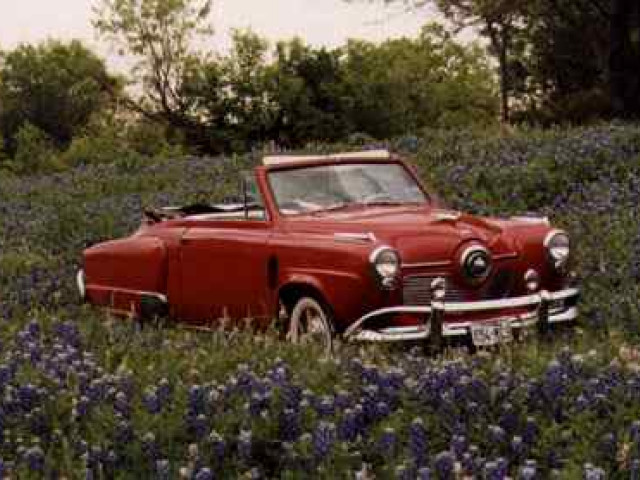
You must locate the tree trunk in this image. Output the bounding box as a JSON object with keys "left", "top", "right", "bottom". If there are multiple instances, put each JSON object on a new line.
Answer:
{"left": 486, "top": 20, "right": 511, "bottom": 124}
{"left": 499, "top": 30, "right": 510, "bottom": 124}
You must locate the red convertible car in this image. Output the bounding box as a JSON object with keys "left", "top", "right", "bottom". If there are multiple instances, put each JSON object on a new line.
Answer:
{"left": 78, "top": 150, "right": 579, "bottom": 351}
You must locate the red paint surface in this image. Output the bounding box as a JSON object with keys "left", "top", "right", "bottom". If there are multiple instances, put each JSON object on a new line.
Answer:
{"left": 82, "top": 156, "right": 570, "bottom": 330}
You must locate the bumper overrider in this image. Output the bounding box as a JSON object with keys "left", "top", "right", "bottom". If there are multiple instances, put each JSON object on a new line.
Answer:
{"left": 343, "top": 288, "right": 580, "bottom": 343}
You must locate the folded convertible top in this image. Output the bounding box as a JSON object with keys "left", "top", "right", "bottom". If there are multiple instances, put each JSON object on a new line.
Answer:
{"left": 143, "top": 202, "right": 260, "bottom": 223}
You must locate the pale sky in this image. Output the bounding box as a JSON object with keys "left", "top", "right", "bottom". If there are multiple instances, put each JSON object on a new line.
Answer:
{"left": 0, "top": 0, "right": 438, "bottom": 69}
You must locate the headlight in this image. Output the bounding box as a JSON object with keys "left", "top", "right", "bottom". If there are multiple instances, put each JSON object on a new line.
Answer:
{"left": 545, "top": 230, "right": 571, "bottom": 269}
{"left": 370, "top": 246, "right": 400, "bottom": 288}
{"left": 460, "top": 245, "right": 492, "bottom": 283}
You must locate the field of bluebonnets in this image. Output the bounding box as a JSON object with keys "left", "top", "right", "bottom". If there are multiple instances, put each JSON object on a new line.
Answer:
{"left": 2, "top": 124, "right": 640, "bottom": 478}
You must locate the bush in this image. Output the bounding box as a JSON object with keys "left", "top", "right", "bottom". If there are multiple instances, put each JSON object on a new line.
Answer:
{"left": 9, "top": 123, "right": 63, "bottom": 174}
{"left": 61, "top": 115, "right": 186, "bottom": 168}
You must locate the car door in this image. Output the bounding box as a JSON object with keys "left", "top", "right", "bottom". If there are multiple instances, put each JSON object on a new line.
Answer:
{"left": 177, "top": 175, "right": 275, "bottom": 326}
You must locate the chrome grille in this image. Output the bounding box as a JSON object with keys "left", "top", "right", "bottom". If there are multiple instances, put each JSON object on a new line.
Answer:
{"left": 402, "top": 270, "right": 516, "bottom": 306}
{"left": 402, "top": 276, "right": 466, "bottom": 305}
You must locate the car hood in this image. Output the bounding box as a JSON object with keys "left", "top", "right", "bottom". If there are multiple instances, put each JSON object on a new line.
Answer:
{"left": 283, "top": 206, "right": 523, "bottom": 262}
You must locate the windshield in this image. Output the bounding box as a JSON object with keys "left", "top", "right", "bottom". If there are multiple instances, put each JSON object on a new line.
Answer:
{"left": 269, "top": 163, "right": 429, "bottom": 215}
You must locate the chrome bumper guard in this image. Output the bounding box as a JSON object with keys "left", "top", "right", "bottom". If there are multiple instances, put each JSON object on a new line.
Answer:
{"left": 344, "top": 288, "right": 579, "bottom": 343}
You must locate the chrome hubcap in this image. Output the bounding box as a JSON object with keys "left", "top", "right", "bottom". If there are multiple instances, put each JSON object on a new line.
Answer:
{"left": 287, "top": 299, "right": 331, "bottom": 351}
{"left": 302, "top": 308, "right": 327, "bottom": 341}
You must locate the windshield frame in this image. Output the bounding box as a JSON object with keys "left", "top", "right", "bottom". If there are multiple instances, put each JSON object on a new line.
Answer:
{"left": 265, "top": 159, "right": 431, "bottom": 217}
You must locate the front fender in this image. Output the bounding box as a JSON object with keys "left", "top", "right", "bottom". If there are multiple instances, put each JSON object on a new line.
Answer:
{"left": 278, "top": 268, "right": 377, "bottom": 327}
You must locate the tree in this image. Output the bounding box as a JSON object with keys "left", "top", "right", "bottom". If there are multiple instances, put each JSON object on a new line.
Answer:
{"left": 10, "top": 123, "right": 58, "bottom": 174}
{"left": 360, "top": 0, "right": 640, "bottom": 123}
{"left": 350, "top": 0, "right": 523, "bottom": 123}
{"left": 0, "top": 40, "right": 115, "bottom": 154}
{"left": 434, "top": 0, "right": 528, "bottom": 124}
{"left": 93, "top": 0, "right": 214, "bottom": 149}
{"left": 269, "top": 38, "right": 351, "bottom": 146}
{"left": 341, "top": 24, "right": 497, "bottom": 137}
{"left": 179, "top": 29, "right": 280, "bottom": 151}
{"left": 512, "top": 0, "right": 609, "bottom": 123}
{"left": 218, "top": 30, "right": 278, "bottom": 150}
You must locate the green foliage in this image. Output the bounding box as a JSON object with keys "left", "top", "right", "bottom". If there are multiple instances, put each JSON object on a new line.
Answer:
{"left": 269, "top": 38, "right": 352, "bottom": 146}
{"left": 184, "top": 29, "right": 280, "bottom": 151}
{"left": 364, "top": 0, "right": 639, "bottom": 122}
{"left": 60, "top": 114, "right": 186, "bottom": 167}
{"left": 342, "top": 23, "right": 498, "bottom": 137}
{"left": 93, "top": 0, "right": 214, "bottom": 144}
{"left": 9, "top": 123, "right": 61, "bottom": 174}
{"left": 0, "top": 40, "right": 115, "bottom": 153}
{"left": 178, "top": 25, "right": 498, "bottom": 151}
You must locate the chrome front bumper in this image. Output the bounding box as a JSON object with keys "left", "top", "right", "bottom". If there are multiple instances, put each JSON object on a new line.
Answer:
{"left": 344, "top": 288, "right": 579, "bottom": 343}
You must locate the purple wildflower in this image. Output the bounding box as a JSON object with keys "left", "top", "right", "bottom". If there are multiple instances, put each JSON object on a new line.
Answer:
{"left": 24, "top": 445, "right": 45, "bottom": 471}
{"left": 409, "top": 418, "right": 428, "bottom": 467}
{"left": 209, "top": 431, "right": 226, "bottom": 465}
{"left": 376, "top": 427, "right": 397, "bottom": 458}
{"left": 312, "top": 421, "right": 336, "bottom": 461}
{"left": 417, "top": 466, "right": 431, "bottom": 479}
{"left": 195, "top": 467, "right": 214, "bottom": 480}
{"left": 434, "top": 451, "right": 455, "bottom": 479}
{"left": 143, "top": 389, "right": 162, "bottom": 415}
{"left": 279, "top": 408, "right": 301, "bottom": 442}
{"left": 338, "top": 408, "right": 358, "bottom": 442}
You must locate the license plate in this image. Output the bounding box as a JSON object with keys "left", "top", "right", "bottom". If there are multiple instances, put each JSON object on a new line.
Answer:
{"left": 471, "top": 321, "right": 513, "bottom": 347}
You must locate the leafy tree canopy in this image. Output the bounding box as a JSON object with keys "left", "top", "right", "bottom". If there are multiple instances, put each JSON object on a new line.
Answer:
{"left": 93, "top": 0, "right": 213, "bottom": 134}
{"left": 0, "top": 40, "right": 116, "bottom": 154}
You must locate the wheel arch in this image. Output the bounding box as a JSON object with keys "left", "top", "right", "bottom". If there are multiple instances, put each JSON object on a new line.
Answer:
{"left": 278, "top": 281, "right": 330, "bottom": 315}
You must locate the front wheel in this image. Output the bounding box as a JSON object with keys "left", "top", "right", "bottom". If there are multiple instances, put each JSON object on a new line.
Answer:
{"left": 286, "top": 297, "right": 334, "bottom": 354}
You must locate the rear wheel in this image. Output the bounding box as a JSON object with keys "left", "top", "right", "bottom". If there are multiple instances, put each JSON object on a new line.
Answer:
{"left": 286, "top": 297, "right": 334, "bottom": 354}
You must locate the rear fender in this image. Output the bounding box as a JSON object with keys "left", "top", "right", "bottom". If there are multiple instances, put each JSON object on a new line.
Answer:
{"left": 83, "top": 236, "right": 168, "bottom": 316}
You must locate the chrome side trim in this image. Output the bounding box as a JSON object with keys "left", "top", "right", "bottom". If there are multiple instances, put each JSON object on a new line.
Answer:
{"left": 334, "top": 232, "right": 377, "bottom": 244}
{"left": 86, "top": 284, "right": 168, "bottom": 304}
